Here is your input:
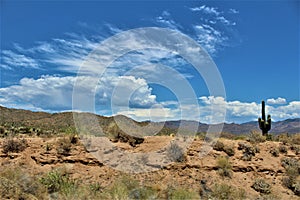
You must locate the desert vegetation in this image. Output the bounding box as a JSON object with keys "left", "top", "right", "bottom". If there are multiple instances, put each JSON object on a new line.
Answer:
{"left": 0, "top": 106, "right": 300, "bottom": 199}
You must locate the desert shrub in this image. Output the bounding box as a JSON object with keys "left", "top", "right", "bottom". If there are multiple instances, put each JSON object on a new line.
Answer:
{"left": 254, "top": 145, "right": 260, "bottom": 153}
{"left": 69, "top": 134, "right": 79, "bottom": 144}
{"left": 233, "top": 135, "right": 247, "bottom": 140}
{"left": 56, "top": 137, "right": 72, "bottom": 156}
{"left": 291, "top": 134, "right": 300, "bottom": 145}
{"left": 291, "top": 144, "right": 300, "bottom": 155}
{"left": 293, "top": 181, "right": 300, "bottom": 196}
{"left": 281, "top": 158, "right": 300, "bottom": 172}
{"left": 40, "top": 169, "right": 78, "bottom": 196}
{"left": 251, "top": 178, "right": 271, "bottom": 194}
{"left": 247, "top": 130, "right": 266, "bottom": 144}
{"left": 167, "top": 142, "right": 185, "bottom": 162}
{"left": 212, "top": 183, "right": 246, "bottom": 200}
{"left": 2, "top": 138, "right": 27, "bottom": 153}
{"left": 276, "top": 133, "right": 291, "bottom": 145}
{"left": 45, "top": 143, "right": 52, "bottom": 151}
{"left": 224, "top": 146, "right": 235, "bottom": 156}
{"left": 0, "top": 126, "right": 5, "bottom": 135}
{"left": 281, "top": 158, "right": 300, "bottom": 195}
{"left": 168, "top": 188, "right": 199, "bottom": 200}
{"left": 88, "top": 182, "right": 102, "bottom": 194}
{"left": 0, "top": 167, "right": 47, "bottom": 199}
{"left": 239, "top": 143, "right": 257, "bottom": 161}
{"left": 238, "top": 142, "right": 248, "bottom": 150}
{"left": 269, "top": 148, "right": 279, "bottom": 157}
{"left": 217, "top": 156, "right": 232, "bottom": 178}
{"left": 282, "top": 166, "right": 299, "bottom": 188}
{"left": 278, "top": 145, "right": 288, "bottom": 154}
{"left": 129, "top": 187, "right": 158, "bottom": 200}
{"left": 103, "top": 175, "right": 142, "bottom": 199}
{"left": 213, "top": 141, "right": 225, "bottom": 151}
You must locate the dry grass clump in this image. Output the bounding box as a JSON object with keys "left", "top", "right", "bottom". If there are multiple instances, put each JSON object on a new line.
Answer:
{"left": 276, "top": 133, "right": 300, "bottom": 145}
{"left": 1, "top": 137, "right": 27, "bottom": 153}
{"left": 212, "top": 183, "right": 246, "bottom": 200}
{"left": 167, "top": 142, "right": 186, "bottom": 162}
{"left": 269, "top": 148, "right": 279, "bottom": 157}
{"left": 247, "top": 130, "right": 266, "bottom": 144}
{"left": 217, "top": 156, "right": 232, "bottom": 178}
{"left": 168, "top": 188, "right": 199, "bottom": 200}
{"left": 55, "top": 132, "right": 80, "bottom": 156}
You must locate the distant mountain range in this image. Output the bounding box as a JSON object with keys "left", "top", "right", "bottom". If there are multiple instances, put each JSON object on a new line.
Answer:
{"left": 159, "top": 118, "right": 300, "bottom": 134}
{"left": 0, "top": 106, "right": 299, "bottom": 135}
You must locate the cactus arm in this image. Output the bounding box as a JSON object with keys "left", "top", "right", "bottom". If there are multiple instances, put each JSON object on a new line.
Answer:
{"left": 266, "top": 115, "right": 271, "bottom": 131}
{"left": 258, "top": 118, "right": 263, "bottom": 129}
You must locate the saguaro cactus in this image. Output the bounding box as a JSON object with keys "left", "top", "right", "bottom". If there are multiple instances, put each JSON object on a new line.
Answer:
{"left": 258, "top": 100, "right": 271, "bottom": 136}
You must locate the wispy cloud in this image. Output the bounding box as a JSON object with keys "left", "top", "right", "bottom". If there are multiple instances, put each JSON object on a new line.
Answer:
{"left": 155, "top": 11, "right": 182, "bottom": 30}
{"left": 193, "top": 24, "right": 227, "bottom": 55}
{"left": 229, "top": 8, "right": 239, "bottom": 14}
{"left": 190, "top": 5, "right": 220, "bottom": 16}
{"left": 216, "top": 16, "right": 236, "bottom": 26}
{"left": 186, "top": 5, "right": 238, "bottom": 55}
{"left": 1, "top": 50, "right": 39, "bottom": 69}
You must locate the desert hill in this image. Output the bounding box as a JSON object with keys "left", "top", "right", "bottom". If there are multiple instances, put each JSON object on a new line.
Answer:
{"left": 1, "top": 106, "right": 299, "bottom": 135}
{"left": 0, "top": 105, "right": 300, "bottom": 199}
{"left": 1, "top": 134, "right": 300, "bottom": 199}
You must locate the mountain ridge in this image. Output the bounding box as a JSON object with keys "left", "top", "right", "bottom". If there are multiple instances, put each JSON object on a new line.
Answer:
{"left": 0, "top": 106, "right": 299, "bottom": 134}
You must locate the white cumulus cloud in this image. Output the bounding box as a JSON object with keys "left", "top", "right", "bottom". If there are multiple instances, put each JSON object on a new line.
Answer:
{"left": 0, "top": 75, "right": 157, "bottom": 112}
{"left": 267, "top": 97, "right": 287, "bottom": 105}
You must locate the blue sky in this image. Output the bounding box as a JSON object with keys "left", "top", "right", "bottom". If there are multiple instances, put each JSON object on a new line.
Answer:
{"left": 0, "top": 1, "right": 299, "bottom": 123}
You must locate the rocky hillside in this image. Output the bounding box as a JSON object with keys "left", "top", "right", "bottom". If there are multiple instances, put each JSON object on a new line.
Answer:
{"left": 0, "top": 135, "right": 300, "bottom": 199}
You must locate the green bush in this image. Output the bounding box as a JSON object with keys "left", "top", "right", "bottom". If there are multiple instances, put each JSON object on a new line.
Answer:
{"left": 40, "top": 169, "right": 77, "bottom": 195}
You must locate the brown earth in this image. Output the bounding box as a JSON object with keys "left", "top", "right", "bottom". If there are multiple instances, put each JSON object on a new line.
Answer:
{"left": 0, "top": 136, "right": 299, "bottom": 199}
